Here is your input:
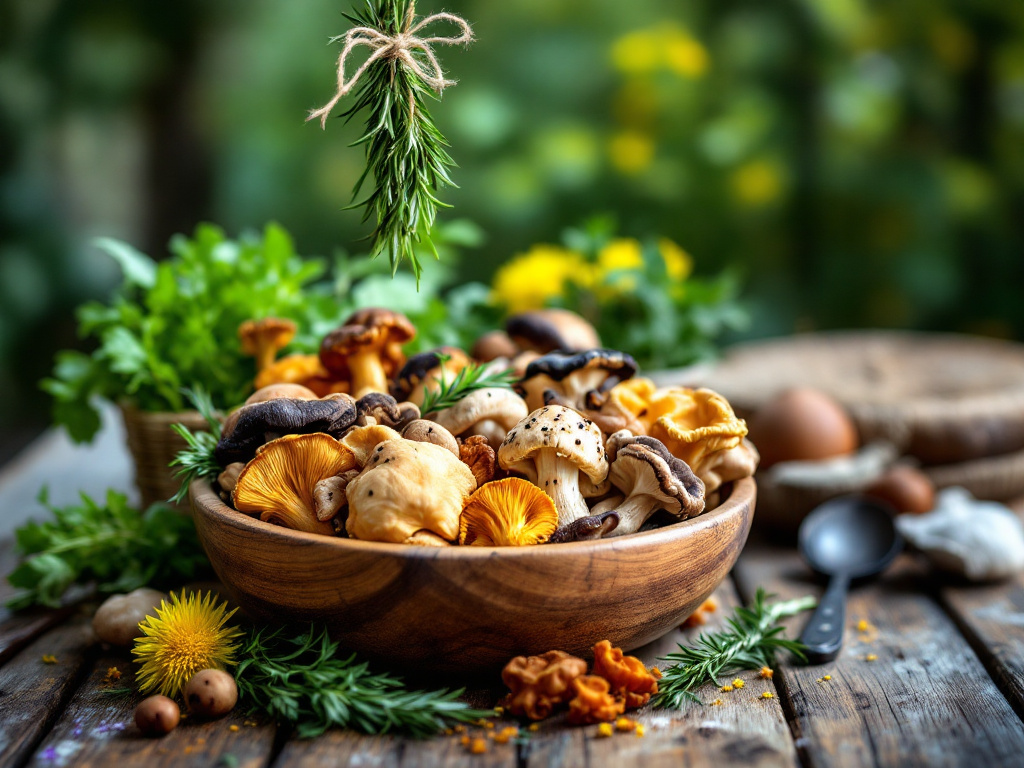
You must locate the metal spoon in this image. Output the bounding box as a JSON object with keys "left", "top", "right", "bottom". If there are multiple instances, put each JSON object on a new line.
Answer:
{"left": 797, "top": 496, "right": 903, "bottom": 664}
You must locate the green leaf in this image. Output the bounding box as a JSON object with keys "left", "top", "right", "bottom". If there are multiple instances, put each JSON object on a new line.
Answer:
{"left": 94, "top": 237, "right": 157, "bottom": 289}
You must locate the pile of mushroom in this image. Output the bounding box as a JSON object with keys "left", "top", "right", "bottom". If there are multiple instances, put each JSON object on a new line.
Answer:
{"left": 209, "top": 307, "right": 757, "bottom": 545}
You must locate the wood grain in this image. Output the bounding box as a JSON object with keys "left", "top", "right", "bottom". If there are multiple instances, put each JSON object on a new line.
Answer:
{"left": 0, "top": 541, "right": 75, "bottom": 667}
{"left": 24, "top": 652, "right": 277, "bottom": 768}
{"left": 0, "top": 616, "right": 95, "bottom": 766}
{"left": 190, "top": 477, "right": 755, "bottom": 673}
{"left": 734, "top": 539, "right": 1024, "bottom": 767}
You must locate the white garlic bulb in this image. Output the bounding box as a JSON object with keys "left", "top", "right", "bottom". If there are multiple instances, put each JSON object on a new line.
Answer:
{"left": 896, "top": 487, "right": 1024, "bottom": 581}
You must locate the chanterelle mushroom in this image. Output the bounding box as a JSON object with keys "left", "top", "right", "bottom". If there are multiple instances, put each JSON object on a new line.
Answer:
{"left": 459, "top": 478, "right": 558, "bottom": 546}
{"left": 506, "top": 309, "right": 601, "bottom": 354}
{"left": 319, "top": 308, "right": 416, "bottom": 398}
{"left": 346, "top": 440, "right": 477, "bottom": 544}
{"left": 498, "top": 406, "right": 608, "bottom": 526}
{"left": 233, "top": 433, "right": 357, "bottom": 535}
{"left": 518, "top": 349, "right": 638, "bottom": 412}
{"left": 430, "top": 387, "right": 529, "bottom": 450}
{"left": 239, "top": 318, "right": 296, "bottom": 372}
{"left": 648, "top": 388, "right": 748, "bottom": 484}
{"left": 603, "top": 434, "right": 705, "bottom": 536}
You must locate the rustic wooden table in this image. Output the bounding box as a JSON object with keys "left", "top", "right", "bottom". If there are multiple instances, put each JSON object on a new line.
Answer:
{"left": 2, "top": 417, "right": 1024, "bottom": 767}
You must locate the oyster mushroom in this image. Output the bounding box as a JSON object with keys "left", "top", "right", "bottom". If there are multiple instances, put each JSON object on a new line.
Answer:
{"left": 215, "top": 395, "right": 357, "bottom": 466}
{"left": 232, "top": 433, "right": 357, "bottom": 535}
{"left": 700, "top": 438, "right": 760, "bottom": 494}
{"left": 518, "top": 349, "right": 637, "bottom": 412}
{"left": 459, "top": 478, "right": 559, "bottom": 546}
{"left": 430, "top": 387, "right": 529, "bottom": 450}
{"left": 603, "top": 434, "right": 705, "bottom": 536}
{"left": 319, "top": 308, "right": 416, "bottom": 398}
{"left": 392, "top": 347, "right": 472, "bottom": 406}
{"left": 506, "top": 309, "right": 601, "bottom": 353}
{"left": 340, "top": 425, "right": 403, "bottom": 466}
{"left": 498, "top": 406, "right": 608, "bottom": 526}
{"left": 401, "top": 420, "right": 460, "bottom": 456}
{"left": 239, "top": 317, "right": 296, "bottom": 372}
{"left": 346, "top": 439, "right": 477, "bottom": 544}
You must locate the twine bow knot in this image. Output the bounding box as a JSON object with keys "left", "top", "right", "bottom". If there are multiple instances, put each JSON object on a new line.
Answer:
{"left": 308, "top": 2, "right": 474, "bottom": 129}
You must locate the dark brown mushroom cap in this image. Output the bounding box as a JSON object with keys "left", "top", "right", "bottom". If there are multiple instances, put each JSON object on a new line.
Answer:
{"left": 506, "top": 310, "right": 601, "bottom": 353}
{"left": 547, "top": 511, "right": 620, "bottom": 543}
{"left": 610, "top": 436, "right": 705, "bottom": 519}
{"left": 319, "top": 308, "right": 416, "bottom": 376}
{"left": 214, "top": 396, "right": 358, "bottom": 466}
{"left": 392, "top": 347, "right": 470, "bottom": 402}
{"left": 472, "top": 331, "right": 519, "bottom": 362}
{"left": 355, "top": 392, "right": 405, "bottom": 428}
{"left": 522, "top": 349, "right": 638, "bottom": 388}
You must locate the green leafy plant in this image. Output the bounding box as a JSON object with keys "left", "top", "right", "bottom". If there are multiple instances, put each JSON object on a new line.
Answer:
{"left": 169, "top": 387, "right": 224, "bottom": 504}
{"left": 655, "top": 589, "right": 815, "bottom": 708}
{"left": 419, "top": 355, "right": 517, "bottom": 415}
{"left": 7, "top": 489, "right": 211, "bottom": 611}
{"left": 235, "top": 624, "right": 492, "bottom": 738}
{"left": 42, "top": 223, "right": 338, "bottom": 443}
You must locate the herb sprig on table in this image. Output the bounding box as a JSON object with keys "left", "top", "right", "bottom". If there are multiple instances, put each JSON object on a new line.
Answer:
{"left": 235, "top": 624, "right": 492, "bottom": 738}
{"left": 169, "top": 387, "right": 224, "bottom": 503}
{"left": 419, "top": 355, "right": 518, "bottom": 416}
{"left": 655, "top": 589, "right": 815, "bottom": 708}
{"left": 6, "top": 490, "right": 210, "bottom": 610}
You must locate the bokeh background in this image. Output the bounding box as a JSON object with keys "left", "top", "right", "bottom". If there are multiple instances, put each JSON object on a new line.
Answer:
{"left": 3, "top": 0, "right": 1024, "bottom": 460}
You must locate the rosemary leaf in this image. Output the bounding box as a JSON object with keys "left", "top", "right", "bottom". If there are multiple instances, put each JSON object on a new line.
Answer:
{"left": 655, "top": 589, "right": 815, "bottom": 709}
{"left": 169, "top": 386, "right": 223, "bottom": 503}
{"left": 419, "top": 356, "right": 518, "bottom": 416}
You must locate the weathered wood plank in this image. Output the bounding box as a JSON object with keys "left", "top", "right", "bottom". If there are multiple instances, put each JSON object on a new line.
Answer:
{"left": 734, "top": 538, "right": 1024, "bottom": 767}
{"left": 25, "top": 652, "right": 277, "bottom": 768}
{"left": 0, "top": 540, "right": 75, "bottom": 668}
{"left": 0, "top": 616, "right": 95, "bottom": 766}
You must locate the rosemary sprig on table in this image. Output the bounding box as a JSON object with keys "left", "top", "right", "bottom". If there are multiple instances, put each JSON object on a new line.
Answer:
{"left": 419, "top": 356, "right": 518, "bottom": 415}
{"left": 655, "top": 589, "right": 816, "bottom": 708}
{"left": 169, "top": 386, "right": 223, "bottom": 503}
{"left": 235, "top": 625, "right": 492, "bottom": 738}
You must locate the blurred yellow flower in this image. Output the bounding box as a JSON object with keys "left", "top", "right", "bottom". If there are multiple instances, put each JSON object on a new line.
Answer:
{"left": 658, "top": 238, "right": 694, "bottom": 281}
{"left": 731, "top": 159, "right": 784, "bottom": 207}
{"left": 595, "top": 238, "right": 694, "bottom": 293}
{"left": 662, "top": 28, "right": 709, "bottom": 78}
{"left": 609, "top": 130, "right": 655, "bottom": 175}
{"left": 491, "top": 245, "right": 591, "bottom": 313}
{"left": 611, "top": 30, "right": 661, "bottom": 74}
{"left": 611, "top": 24, "right": 709, "bottom": 79}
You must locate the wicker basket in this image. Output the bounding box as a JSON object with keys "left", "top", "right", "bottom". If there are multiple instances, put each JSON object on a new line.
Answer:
{"left": 120, "top": 404, "right": 211, "bottom": 510}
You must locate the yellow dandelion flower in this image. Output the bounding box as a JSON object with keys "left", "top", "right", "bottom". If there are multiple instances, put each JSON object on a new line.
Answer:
{"left": 132, "top": 591, "right": 242, "bottom": 698}
{"left": 491, "top": 245, "right": 592, "bottom": 313}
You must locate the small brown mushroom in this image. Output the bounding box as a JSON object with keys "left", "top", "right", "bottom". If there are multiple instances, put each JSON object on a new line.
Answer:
{"left": 402, "top": 420, "right": 460, "bottom": 456}
{"left": 217, "top": 462, "right": 245, "bottom": 495}
{"left": 135, "top": 696, "right": 180, "bottom": 736}
{"left": 184, "top": 669, "right": 237, "bottom": 718}
{"left": 319, "top": 308, "right": 416, "bottom": 398}
{"left": 93, "top": 588, "right": 166, "bottom": 647}
{"left": 239, "top": 318, "right": 297, "bottom": 372}
{"left": 518, "top": 349, "right": 638, "bottom": 412}
{"left": 506, "top": 309, "right": 601, "bottom": 354}
{"left": 472, "top": 331, "right": 519, "bottom": 362}
{"left": 340, "top": 424, "right": 403, "bottom": 466}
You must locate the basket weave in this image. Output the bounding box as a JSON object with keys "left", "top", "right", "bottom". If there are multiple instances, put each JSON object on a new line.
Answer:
{"left": 120, "top": 405, "right": 210, "bottom": 510}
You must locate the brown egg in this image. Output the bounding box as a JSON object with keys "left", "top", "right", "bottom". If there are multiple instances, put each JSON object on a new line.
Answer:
{"left": 864, "top": 465, "right": 935, "bottom": 514}
{"left": 748, "top": 388, "right": 859, "bottom": 469}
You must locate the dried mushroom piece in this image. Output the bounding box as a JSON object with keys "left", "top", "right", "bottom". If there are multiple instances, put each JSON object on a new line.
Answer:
{"left": 313, "top": 469, "right": 360, "bottom": 521}
{"left": 506, "top": 309, "right": 601, "bottom": 354}
{"left": 459, "top": 435, "right": 496, "bottom": 486}
{"left": 591, "top": 640, "right": 659, "bottom": 709}
{"left": 518, "top": 349, "right": 638, "bottom": 412}
{"left": 700, "top": 438, "right": 760, "bottom": 494}
{"left": 319, "top": 308, "right": 416, "bottom": 398}
{"left": 501, "top": 650, "right": 588, "bottom": 720}
{"left": 547, "top": 510, "right": 620, "bottom": 543}
{"left": 499, "top": 406, "right": 609, "bottom": 527}
{"left": 459, "top": 478, "right": 558, "bottom": 546}
{"left": 239, "top": 317, "right": 296, "bottom": 372}
{"left": 392, "top": 347, "right": 472, "bottom": 405}
{"left": 217, "top": 462, "right": 245, "bottom": 495}
{"left": 566, "top": 675, "right": 625, "bottom": 725}
{"left": 604, "top": 435, "right": 705, "bottom": 536}
{"left": 340, "top": 425, "right": 402, "bottom": 467}
{"left": 346, "top": 440, "right": 477, "bottom": 544}
{"left": 232, "top": 433, "right": 357, "bottom": 535}
{"left": 402, "top": 420, "right": 460, "bottom": 456}
{"left": 215, "top": 395, "right": 358, "bottom": 466}
{"left": 354, "top": 392, "right": 405, "bottom": 428}
{"left": 649, "top": 388, "right": 748, "bottom": 484}
{"left": 431, "top": 387, "right": 529, "bottom": 449}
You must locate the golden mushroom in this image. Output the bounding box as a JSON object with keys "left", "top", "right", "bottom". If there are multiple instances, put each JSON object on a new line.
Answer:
{"left": 319, "top": 308, "right": 416, "bottom": 398}
{"left": 232, "top": 433, "right": 357, "bottom": 535}
{"left": 239, "top": 318, "right": 297, "bottom": 372}
{"left": 459, "top": 478, "right": 559, "bottom": 546}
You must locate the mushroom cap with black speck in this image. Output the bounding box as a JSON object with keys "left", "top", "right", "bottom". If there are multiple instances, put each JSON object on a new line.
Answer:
{"left": 609, "top": 436, "right": 705, "bottom": 519}
{"left": 498, "top": 405, "right": 608, "bottom": 483}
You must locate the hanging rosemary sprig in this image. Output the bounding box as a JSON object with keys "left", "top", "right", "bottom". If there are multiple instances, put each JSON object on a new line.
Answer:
{"left": 169, "top": 386, "right": 223, "bottom": 503}
{"left": 308, "top": 0, "right": 474, "bottom": 283}
{"left": 654, "top": 589, "right": 815, "bottom": 709}
{"left": 419, "top": 355, "right": 518, "bottom": 416}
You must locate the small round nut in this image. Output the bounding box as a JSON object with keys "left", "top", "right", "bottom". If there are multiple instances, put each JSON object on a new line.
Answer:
{"left": 135, "top": 695, "right": 180, "bottom": 736}
{"left": 92, "top": 588, "right": 165, "bottom": 648}
{"left": 185, "top": 669, "right": 238, "bottom": 718}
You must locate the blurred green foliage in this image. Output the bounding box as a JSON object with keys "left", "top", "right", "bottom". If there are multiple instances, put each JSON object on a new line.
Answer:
{"left": 3, "top": 0, "right": 1024, "bottom": 444}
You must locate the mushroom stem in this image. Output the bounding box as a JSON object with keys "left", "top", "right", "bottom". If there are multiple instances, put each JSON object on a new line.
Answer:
{"left": 348, "top": 349, "right": 389, "bottom": 398}
{"left": 606, "top": 495, "right": 660, "bottom": 537}
{"left": 535, "top": 450, "right": 591, "bottom": 526}
{"left": 255, "top": 343, "right": 276, "bottom": 372}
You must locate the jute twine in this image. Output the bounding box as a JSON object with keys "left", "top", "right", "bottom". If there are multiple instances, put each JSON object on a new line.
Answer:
{"left": 307, "top": 1, "right": 474, "bottom": 128}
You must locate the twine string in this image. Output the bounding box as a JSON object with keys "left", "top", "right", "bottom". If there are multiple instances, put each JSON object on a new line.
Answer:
{"left": 307, "top": 2, "right": 474, "bottom": 128}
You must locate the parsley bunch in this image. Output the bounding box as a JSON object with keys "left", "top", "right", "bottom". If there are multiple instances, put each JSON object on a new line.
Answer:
{"left": 235, "top": 625, "right": 492, "bottom": 738}
{"left": 7, "top": 489, "right": 211, "bottom": 611}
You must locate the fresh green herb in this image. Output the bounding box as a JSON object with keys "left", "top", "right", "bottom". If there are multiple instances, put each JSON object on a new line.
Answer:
{"left": 654, "top": 589, "right": 815, "bottom": 708}
{"left": 322, "top": 0, "right": 472, "bottom": 283}
{"left": 419, "top": 355, "right": 518, "bottom": 416}
{"left": 235, "top": 624, "right": 492, "bottom": 738}
{"left": 169, "top": 386, "right": 224, "bottom": 504}
{"left": 6, "top": 489, "right": 211, "bottom": 611}
{"left": 42, "top": 223, "right": 338, "bottom": 443}
{"left": 97, "top": 687, "right": 133, "bottom": 698}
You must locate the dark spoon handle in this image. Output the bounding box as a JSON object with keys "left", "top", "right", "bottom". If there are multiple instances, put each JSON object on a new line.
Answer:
{"left": 799, "top": 573, "right": 850, "bottom": 664}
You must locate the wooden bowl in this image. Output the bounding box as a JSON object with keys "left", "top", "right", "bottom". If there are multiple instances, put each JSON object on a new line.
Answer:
{"left": 190, "top": 477, "right": 755, "bottom": 673}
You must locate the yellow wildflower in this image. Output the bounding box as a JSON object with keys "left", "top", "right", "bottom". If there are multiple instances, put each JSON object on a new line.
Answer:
{"left": 611, "top": 30, "right": 661, "bottom": 74}
{"left": 866, "top": 654, "right": 878, "bottom": 662}
{"left": 491, "top": 245, "right": 591, "bottom": 313}
{"left": 823, "top": 675, "right": 832, "bottom": 681}
{"left": 661, "top": 26, "right": 709, "bottom": 78}
{"left": 658, "top": 238, "right": 693, "bottom": 281}
{"left": 720, "top": 684, "right": 734, "bottom": 692}
{"left": 615, "top": 717, "right": 637, "bottom": 732}
{"left": 711, "top": 698, "right": 723, "bottom": 706}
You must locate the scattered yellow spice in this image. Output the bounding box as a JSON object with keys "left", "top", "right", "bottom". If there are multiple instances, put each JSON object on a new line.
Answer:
{"left": 615, "top": 717, "right": 637, "bottom": 732}
{"left": 759, "top": 667, "right": 773, "bottom": 679}
{"left": 470, "top": 737, "right": 488, "bottom": 754}
{"left": 711, "top": 699, "right": 723, "bottom": 706}
{"left": 460, "top": 734, "right": 471, "bottom": 747}
{"left": 454, "top": 725, "right": 466, "bottom": 734}
{"left": 823, "top": 675, "right": 832, "bottom": 681}
{"left": 866, "top": 654, "right": 878, "bottom": 662}
{"left": 720, "top": 684, "right": 734, "bottom": 692}
{"left": 229, "top": 725, "right": 240, "bottom": 732}
{"left": 492, "top": 726, "right": 519, "bottom": 744}
{"left": 635, "top": 724, "right": 646, "bottom": 738}
{"left": 732, "top": 679, "right": 745, "bottom": 689}
{"left": 761, "top": 692, "right": 774, "bottom": 699}
{"left": 597, "top": 723, "right": 614, "bottom": 738}
{"left": 103, "top": 667, "right": 121, "bottom": 683}
{"left": 528, "top": 723, "right": 540, "bottom": 732}
{"left": 41, "top": 655, "right": 57, "bottom": 664}
{"left": 494, "top": 706, "right": 504, "bottom": 715}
